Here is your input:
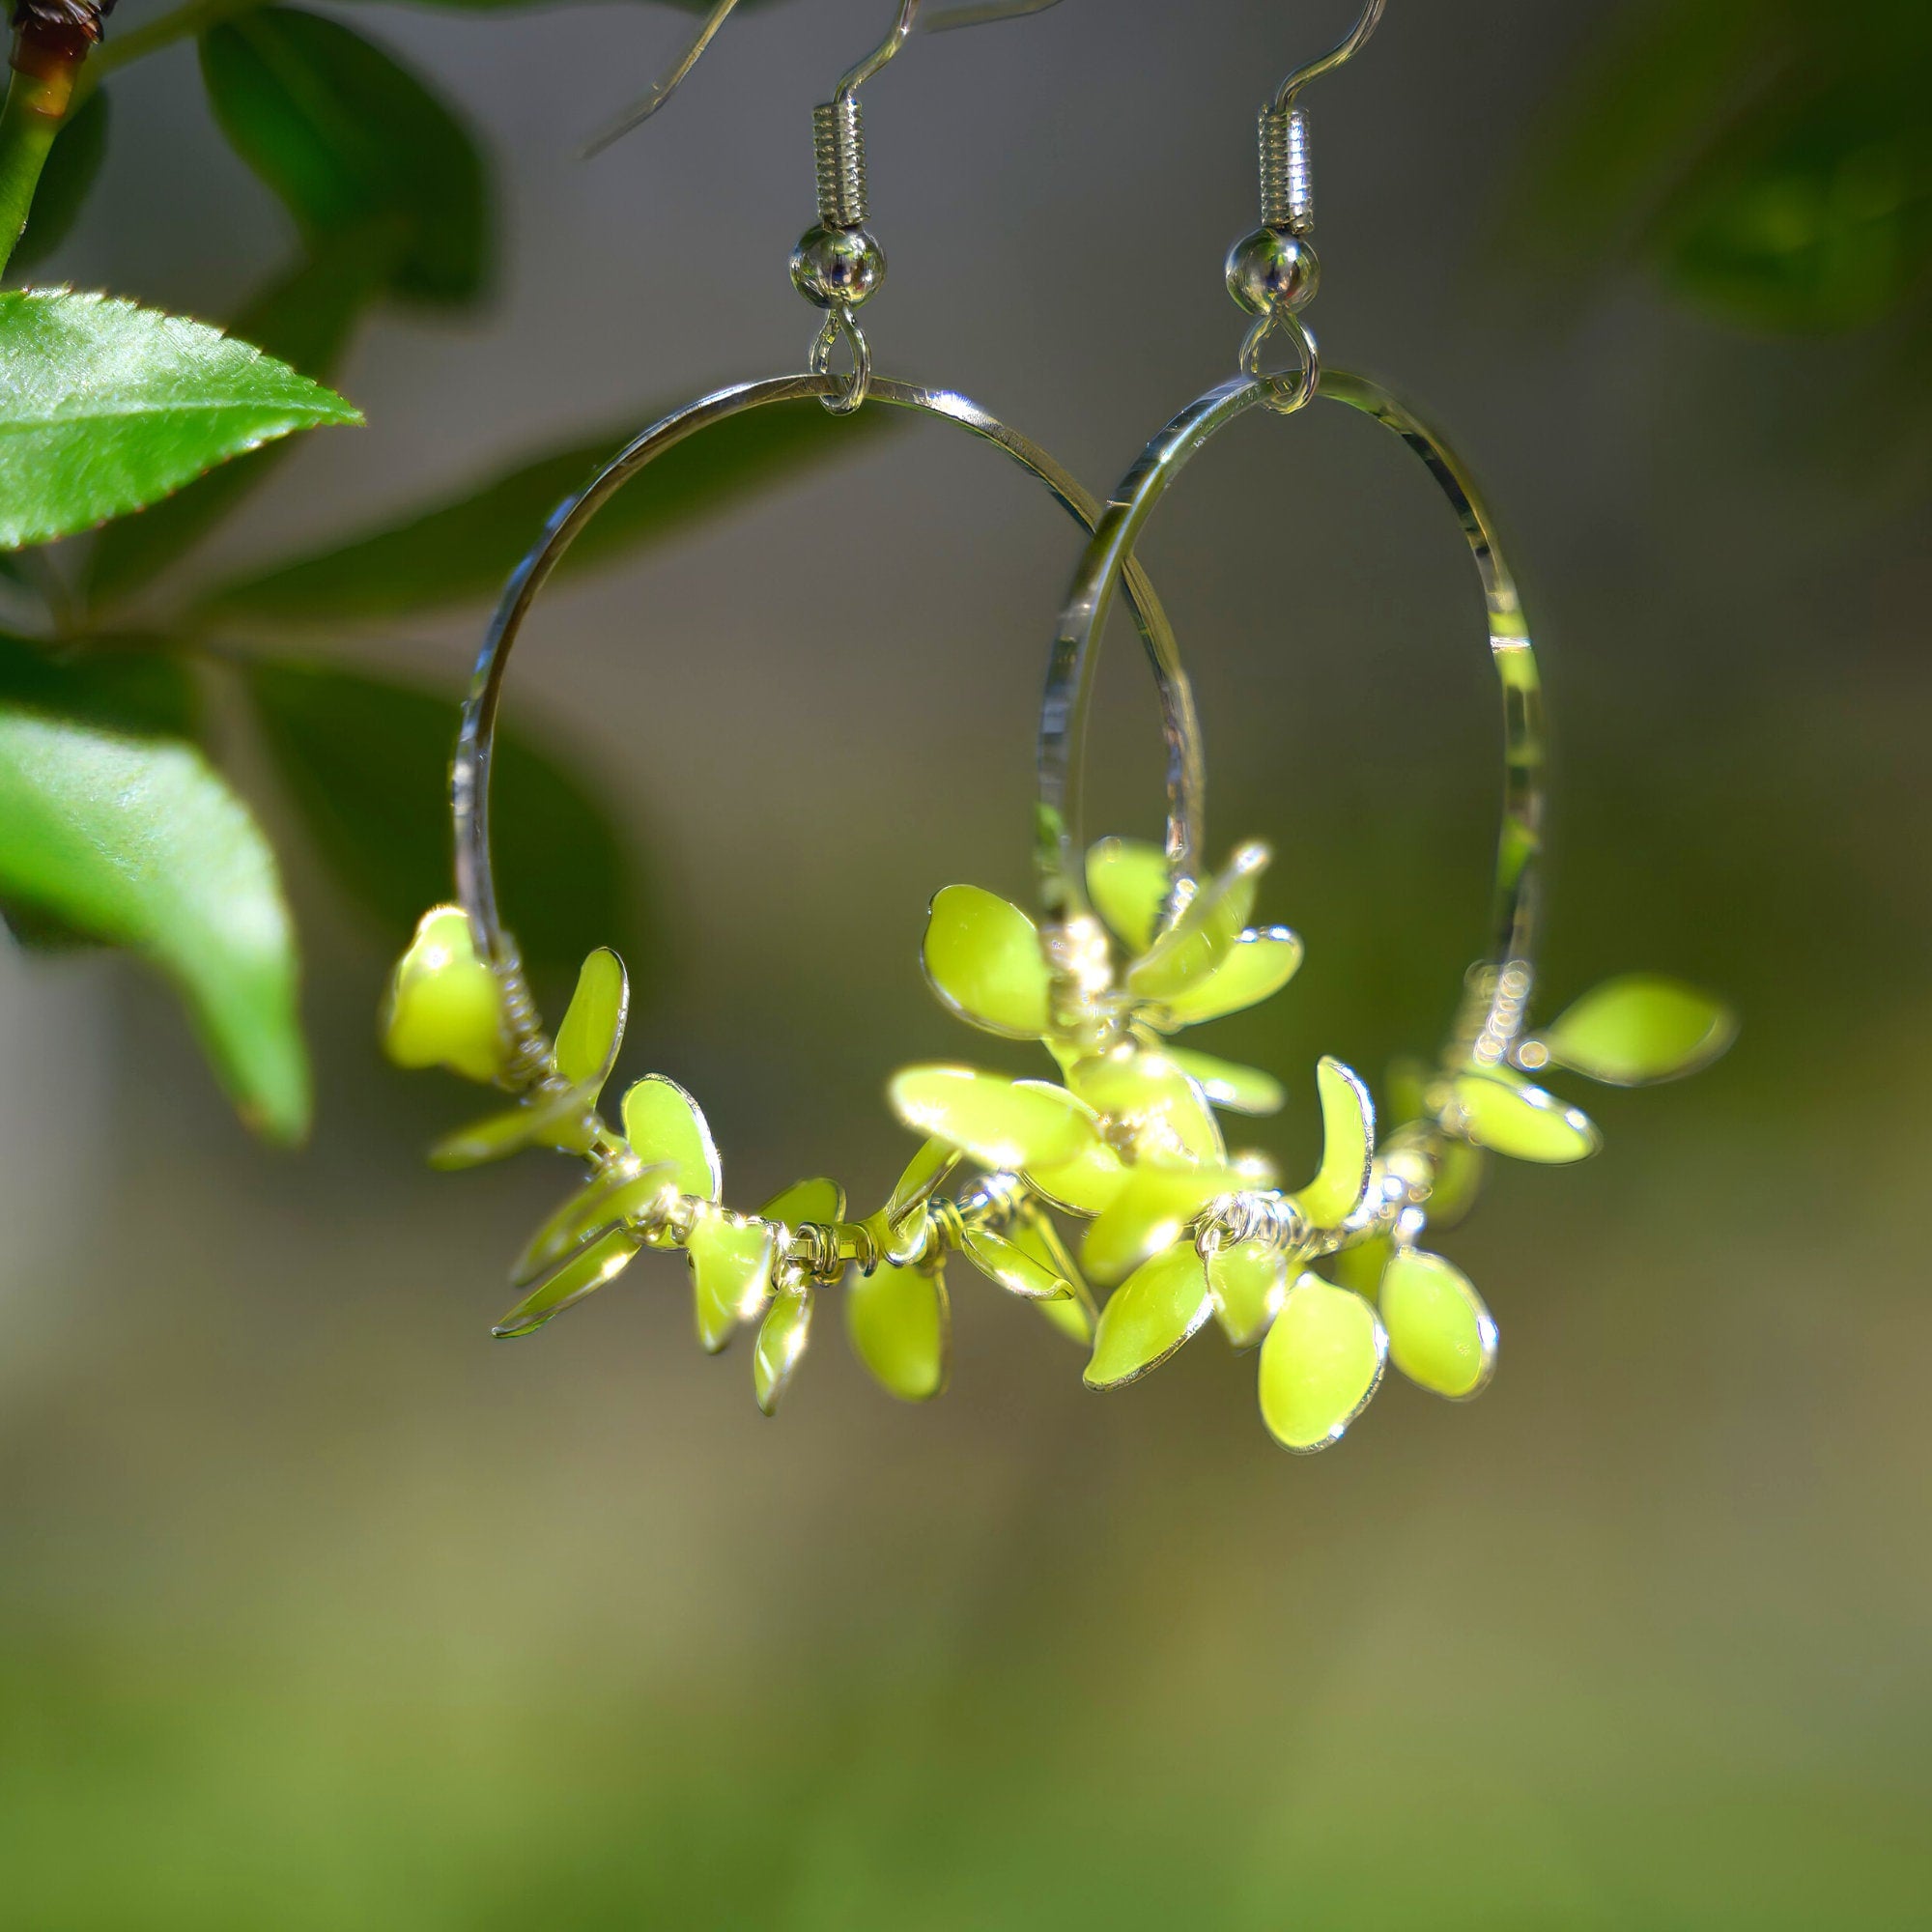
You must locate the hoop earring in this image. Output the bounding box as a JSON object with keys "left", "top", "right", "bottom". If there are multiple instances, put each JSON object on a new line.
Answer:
{"left": 889, "top": 2, "right": 1737, "bottom": 1454}
{"left": 383, "top": 0, "right": 1204, "bottom": 1414}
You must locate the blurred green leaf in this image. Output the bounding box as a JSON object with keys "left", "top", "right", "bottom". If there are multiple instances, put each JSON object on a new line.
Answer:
{"left": 1649, "top": 75, "right": 1932, "bottom": 332}
{"left": 84, "top": 239, "right": 392, "bottom": 610}
{"left": 200, "top": 7, "right": 490, "bottom": 307}
{"left": 196, "top": 398, "right": 902, "bottom": 623}
{"left": 246, "top": 660, "right": 651, "bottom": 980}
{"left": 10, "top": 88, "right": 109, "bottom": 273}
{"left": 0, "top": 647, "right": 308, "bottom": 1142}
{"left": 0, "top": 632, "right": 199, "bottom": 738}
{"left": 0, "top": 291, "right": 361, "bottom": 549}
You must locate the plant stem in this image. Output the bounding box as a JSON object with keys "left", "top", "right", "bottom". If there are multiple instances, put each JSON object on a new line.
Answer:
{"left": 85, "top": 0, "right": 255, "bottom": 86}
{"left": 0, "top": 43, "right": 73, "bottom": 278}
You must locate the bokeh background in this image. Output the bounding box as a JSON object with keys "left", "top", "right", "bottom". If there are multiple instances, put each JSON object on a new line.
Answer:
{"left": 5, "top": 0, "right": 1930, "bottom": 1923}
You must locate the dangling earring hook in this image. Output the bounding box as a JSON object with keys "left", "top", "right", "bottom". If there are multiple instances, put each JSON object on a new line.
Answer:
{"left": 583, "top": 0, "right": 1062, "bottom": 158}
{"left": 1274, "top": 0, "right": 1385, "bottom": 111}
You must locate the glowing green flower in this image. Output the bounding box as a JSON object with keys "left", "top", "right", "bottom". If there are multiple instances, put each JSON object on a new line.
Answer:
{"left": 383, "top": 906, "right": 508, "bottom": 1085}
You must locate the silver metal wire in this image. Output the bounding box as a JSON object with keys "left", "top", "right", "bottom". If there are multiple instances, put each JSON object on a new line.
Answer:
{"left": 1272, "top": 0, "right": 1386, "bottom": 112}
{"left": 1237, "top": 306, "right": 1320, "bottom": 413}
{"left": 1259, "top": 106, "right": 1314, "bottom": 232}
{"left": 812, "top": 98, "right": 869, "bottom": 228}
{"left": 1035, "top": 368, "right": 1546, "bottom": 1063}
{"left": 453, "top": 374, "right": 1207, "bottom": 968}
{"left": 581, "top": 0, "right": 744, "bottom": 156}
{"left": 809, "top": 307, "right": 872, "bottom": 412}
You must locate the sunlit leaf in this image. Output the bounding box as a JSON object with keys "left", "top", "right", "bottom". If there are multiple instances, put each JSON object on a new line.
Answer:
{"left": 888, "top": 1065, "right": 1099, "bottom": 1173}
{"left": 199, "top": 399, "right": 900, "bottom": 622}
{"left": 1329, "top": 1234, "right": 1391, "bottom": 1299}
{"left": 200, "top": 7, "right": 489, "bottom": 306}
{"left": 1022, "top": 1136, "right": 1128, "bottom": 1218}
{"left": 960, "top": 1226, "right": 1069, "bottom": 1301}
{"left": 86, "top": 239, "right": 391, "bottom": 607}
{"left": 845, "top": 1260, "right": 949, "bottom": 1403}
{"left": 11, "top": 86, "right": 108, "bottom": 271}
{"left": 1125, "top": 841, "right": 1269, "bottom": 1004}
{"left": 1428, "top": 1138, "right": 1487, "bottom": 1227}
{"left": 0, "top": 291, "right": 358, "bottom": 549}
{"left": 1149, "top": 927, "right": 1303, "bottom": 1030}
{"left": 1079, "top": 1162, "right": 1244, "bottom": 1289}
{"left": 760, "top": 1177, "right": 846, "bottom": 1228}
{"left": 1290, "top": 1058, "right": 1376, "bottom": 1229}
{"left": 1258, "top": 1273, "right": 1387, "bottom": 1454}
{"left": 383, "top": 904, "right": 506, "bottom": 1084}
{"left": 1084, "top": 1241, "right": 1213, "bottom": 1390}
{"left": 1086, "top": 836, "right": 1170, "bottom": 953}
{"left": 429, "top": 1084, "right": 596, "bottom": 1169}
{"left": 553, "top": 947, "right": 628, "bottom": 1094}
{"left": 1166, "top": 1047, "right": 1286, "bottom": 1117}
{"left": 247, "top": 662, "right": 648, "bottom": 977}
{"left": 511, "top": 1161, "right": 674, "bottom": 1288}
{"left": 1533, "top": 973, "right": 1736, "bottom": 1086}
{"left": 1450, "top": 1070, "right": 1600, "bottom": 1164}
{"left": 687, "top": 1210, "right": 774, "bottom": 1340}
{"left": 621, "top": 1073, "right": 721, "bottom": 1202}
{"left": 0, "top": 684, "right": 306, "bottom": 1141}
{"left": 753, "top": 1289, "right": 813, "bottom": 1414}
{"left": 1378, "top": 1248, "right": 1496, "bottom": 1401}
{"left": 1010, "top": 1201, "right": 1096, "bottom": 1345}
{"left": 921, "top": 883, "right": 1052, "bottom": 1038}
{"left": 878, "top": 1137, "right": 960, "bottom": 1246}
{"left": 1208, "top": 1237, "right": 1288, "bottom": 1350}
{"left": 492, "top": 1226, "right": 639, "bottom": 1338}
{"left": 1066, "top": 1048, "right": 1225, "bottom": 1166}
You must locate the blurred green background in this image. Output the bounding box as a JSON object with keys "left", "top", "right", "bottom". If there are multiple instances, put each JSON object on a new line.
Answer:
{"left": 3, "top": 0, "right": 1930, "bottom": 1923}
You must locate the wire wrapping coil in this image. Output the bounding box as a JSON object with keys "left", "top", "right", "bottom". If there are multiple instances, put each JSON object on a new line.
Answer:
{"left": 1258, "top": 105, "right": 1314, "bottom": 233}
{"left": 812, "top": 97, "right": 868, "bottom": 228}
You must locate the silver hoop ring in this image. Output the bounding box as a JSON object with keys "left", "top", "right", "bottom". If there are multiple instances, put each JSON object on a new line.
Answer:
{"left": 453, "top": 371, "right": 1207, "bottom": 966}
{"left": 1036, "top": 368, "right": 1547, "bottom": 1063}
{"left": 1238, "top": 306, "right": 1321, "bottom": 415}
{"left": 809, "top": 307, "right": 872, "bottom": 415}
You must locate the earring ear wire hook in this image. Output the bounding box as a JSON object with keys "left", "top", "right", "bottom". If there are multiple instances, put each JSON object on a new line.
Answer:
{"left": 1274, "top": 0, "right": 1385, "bottom": 111}
{"left": 582, "top": 0, "right": 745, "bottom": 157}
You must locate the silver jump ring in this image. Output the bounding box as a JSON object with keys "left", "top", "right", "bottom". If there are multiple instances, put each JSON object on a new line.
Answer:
{"left": 1238, "top": 305, "right": 1321, "bottom": 414}
{"left": 810, "top": 307, "right": 872, "bottom": 414}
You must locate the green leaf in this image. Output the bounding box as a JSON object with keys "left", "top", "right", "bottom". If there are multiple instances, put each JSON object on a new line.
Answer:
{"left": 888, "top": 1065, "right": 1099, "bottom": 1173}
{"left": 686, "top": 1210, "right": 774, "bottom": 1344}
{"left": 1084, "top": 1240, "right": 1213, "bottom": 1390}
{"left": 1165, "top": 1047, "right": 1285, "bottom": 1117}
{"left": 1086, "top": 836, "right": 1171, "bottom": 954}
{"left": 1449, "top": 1070, "right": 1601, "bottom": 1165}
{"left": 85, "top": 240, "right": 390, "bottom": 608}
{"left": 1378, "top": 1248, "right": 1497, "bottom": 1402}
{"left": 759, "top": 1177, "right": 845, "bottom": 1228}
{"left": 196, "top": 398, "right": 900, "bottom": 624}
{"left": 0, "top": 670, "right": 307, "bottom": 1142}
{"left": 0, "top": 290, "right": 359, "bottom": 549}
{"left": 1207, "top": 1237, "right": 1287, "bottom": 1350}
{"left": 1533, "top": 974, "right": 1737, "bottom": 1086}
{"left": 245, "top": 661, "right": 650, "bottom": 978}
{"left": 1125, "top": 841, "right": 1268, "bottom": 1004}
{"left": 845, "top": 1259, "right": 949, "bottom": 1403}
{"left": 753, "top": 1289, "right": 813, "bottom": 1414}
{"left": 1009, "top": 1201, "right": 1096, "bottom": 1346}
{"left": 553, "top": 947, "right": 628, "bottom": 1094}
{"left": 921, "top": 883, "right": 1052, "bottom": 1038}
{"left": 959, "top": 1225, "right": 1069, "bottom": 1301}
{"left": 621, "top": 1073, "right": 721, "bottom": 1204}
{"left": 1078, "top": 1162, "right": 1245, "bottom": 1290}
{"left": 200, "top": 8, "right": 490, "bottom": 307}
{"left": 429, "top": 1085, "right": 596, "bottom": 1169}
{"left": 493, "top": 1226, "right": 640, "bottom": 1339}
{"left": 11, "top": 87, "right": 109, "bottom": 272}
{"left": 1258, "top": 1273, "right": 1387, "bottom": 1455}
{"left": 511, "top": 1162, "right": 673, "bottom": 1289}
{"left": 1150, "top": 926, "right": 1303, "bottom": 1030}
{"left": 1291, "top": 1057, "right": 1376, "bottom": 1230}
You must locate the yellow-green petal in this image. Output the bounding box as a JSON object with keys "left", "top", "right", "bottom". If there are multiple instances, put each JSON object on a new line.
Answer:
{"left": 960, "top": 1225, "right": 1070, "bottom": 1301}
{"left": 1010, "top": 1202, "right": 1097, "bottom": 1345}
{"left": 1379, "top": 1248, "right": 1496, "bottom": 1400}
{"left": 1208, "top": 1238, "right": 1288, "bottom": 1350}
{"left": 1329, "top": 1234, "right": 1392, "bottom": 1299}
{"left": 1289, "top": 1057, "right": 1377, "bottom": 1229}
{"left": 1023, "top": 1137, "right": 1129, "bottom": 1217}
{"left": 621, "top": 1073, "right": 722, "bottom": 1201}
{"left": 493, "top": 1227, "right": 640, "bottom": 1339}
{"left": 384, "top": 906, "right": 509, "bottom": 1085}
{"left": 1428, "top": 1139, "right": 1487, "bottom": 1228}
{"left": 922, "top": 884, "right": 1054, "bottom": 1039}
{"left": 1067, "top": 1049, "right": 1226, "bottom": 1166}
{"left": 880, "top": 1138, "right": 962, "bottom": 1237}
{"left": 430, "top": 1086, "right": 596, "bottom": 1171}
{"left": 1450, "top": 1070, "right": 1600, "bottom": 1164}
{"left": 753, "top": 1290, "right": 813, "bottom": 1414}
{"left": 888, "top": 1065, "right": 1099, "bottom": 1173}
{"left": 1258, "top": 1273, "right": 1387, "bottom": 1453}
{"left": 1125, "top": 841, "right": 1269, "bottom": 1004}
{"left": 1166, "top": 1047, "right": 1286, "bottom": 1117}
{"left": 760, "top": 1177, "right": 847, "bottom": 1228}
{"left": 688, "top": 1211, "right": 776, "bottom": 1337}
{"left": 1085, "top": 1241, "right": 1213, "bottom": 1389}
{"left": 1086, "top": 836, "right": 1172, "bottom": 953}
{"left": 512, "top": 1161, "right": 675, "bottom": 1287}
{"left": 1080, "top": 1163, "right": 1244, "bottom": 1288}
{"left": 1531, "top": 975, "right": 1737, "bottom": 1087}
{"left": 845, "top": 1260, "right": 949, "bottom": 1403}
{"left": 552, "top": 947, "right": 628, "bottom": 1095}
{"left": 1149, "top": 926, "right": 1303, "bottom": 1030}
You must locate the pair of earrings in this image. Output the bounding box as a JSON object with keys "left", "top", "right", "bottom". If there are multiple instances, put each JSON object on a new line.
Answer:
{"left": 383, "top": 1, "right": 1734, "bottom": 1454}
